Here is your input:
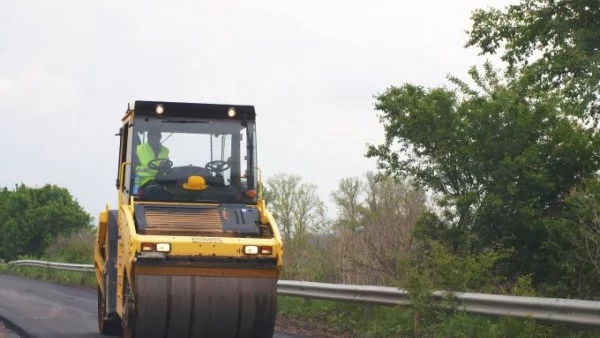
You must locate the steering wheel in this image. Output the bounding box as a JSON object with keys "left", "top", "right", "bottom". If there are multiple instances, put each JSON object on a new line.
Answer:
{"left": 205, "top": 160, "right": 230, "bottom": 174}
{"left": 147, "top": 158, "right": 173, "bottom": 174}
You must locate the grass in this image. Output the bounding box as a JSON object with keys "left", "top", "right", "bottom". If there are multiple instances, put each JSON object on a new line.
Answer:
{"left": 275, "top": 296, "right": 600, "bottom": 338}
{"left": 277, "top": 296, "right": 409, "bottom": 337}
{"left": 0, "top": 263, "right": 96, "bottom": 290}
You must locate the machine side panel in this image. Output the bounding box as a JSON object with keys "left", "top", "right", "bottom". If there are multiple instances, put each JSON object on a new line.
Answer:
{"left": 106, "top": 210, "right": 119, "bottom": 314}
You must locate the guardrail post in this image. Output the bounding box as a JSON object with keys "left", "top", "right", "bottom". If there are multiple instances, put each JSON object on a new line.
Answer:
{"left": 363, "top": 304, "right": 373, "bottom": 320}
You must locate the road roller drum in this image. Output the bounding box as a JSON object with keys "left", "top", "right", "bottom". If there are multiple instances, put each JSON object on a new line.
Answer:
{"left": 122, "top": 275, "right": 277, "bottom": 338}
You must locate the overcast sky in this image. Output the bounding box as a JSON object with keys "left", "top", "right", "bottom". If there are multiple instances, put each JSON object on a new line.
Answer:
{"left": 0, "top": 0, "right": 517, "bottom": 220}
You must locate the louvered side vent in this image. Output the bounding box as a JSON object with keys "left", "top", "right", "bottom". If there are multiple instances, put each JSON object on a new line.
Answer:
{"left": 142, "top": 206, "right": 223, "bottom": 236}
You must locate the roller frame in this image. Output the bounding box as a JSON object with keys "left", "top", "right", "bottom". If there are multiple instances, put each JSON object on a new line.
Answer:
{"left": 95, "top": 100, "right": 284, "bottom": 337}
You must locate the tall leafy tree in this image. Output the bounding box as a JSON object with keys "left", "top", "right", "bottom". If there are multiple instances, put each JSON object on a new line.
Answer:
{"left": 366, "top": 0, "right": 600, "bottom": 296}
{"left": 466, "top": 0, "right": 600, "bottom": 121}
{"left": 365, "top": 62, "right": 600, "bottom": 293}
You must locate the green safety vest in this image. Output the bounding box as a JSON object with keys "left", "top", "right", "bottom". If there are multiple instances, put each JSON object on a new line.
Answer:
{"left": 136, "top": 143, "right": 170, "bottom": 186}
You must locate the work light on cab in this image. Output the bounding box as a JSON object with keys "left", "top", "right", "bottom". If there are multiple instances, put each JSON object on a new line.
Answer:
{"left": 227, "top": 107, "right": 236, "bottom": 117}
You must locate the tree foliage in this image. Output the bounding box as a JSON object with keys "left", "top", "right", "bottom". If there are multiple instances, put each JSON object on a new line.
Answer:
{"left": 466, "top": 0, "right": 600, "bottom": 119}
{"left": 0, "top": 184, "right": 92, "bottom": 261}
{"left": 265, "top": 173, "right": 328, "bottom": 241}
{"left": 331, "top": 176, "right": 365, "bottom": 232}
{"left": 558, "top": 178, "right": 600, "bottom": 296}
{"left": 264, "top": 173, "right": 330, "bottom": 280}
{"left": 363, "top": 0, "right": 600, "bottom": 296}
{"left": 365, "top": 59, "right": 600, "bottom": 293}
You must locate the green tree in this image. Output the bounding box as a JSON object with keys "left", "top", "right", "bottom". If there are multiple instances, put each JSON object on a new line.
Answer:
{"left": 265, "top": 173, "right": 330, "bottom": 280}
{"left": 0, "top": 184, "right": 92, "bottom": 261}
{"left": 331, "top": 176, "right": 365, "bottom": 232}
{"left": 266, "top": 173, "right": 328, "bottom": 241}
{"left": 466, "top": 0, "right": 600, "bottom": 120}
{"left": 559, "top": 178, "right": 600, "bottom": 297}
{"left": 365, "top": 62, "right": 600, "bottom": 294}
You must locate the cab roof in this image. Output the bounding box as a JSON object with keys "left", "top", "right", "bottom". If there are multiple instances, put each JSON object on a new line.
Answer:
{"left": 125, "top": 100, "right": 256, "bottom": 120}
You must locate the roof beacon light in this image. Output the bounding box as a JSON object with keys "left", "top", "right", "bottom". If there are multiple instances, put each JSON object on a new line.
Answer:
{"left": 156, "top": 104, "right": 165, "bottom": 115}
{"left": 227, "top": 107, "right": 236, "bottom": 118}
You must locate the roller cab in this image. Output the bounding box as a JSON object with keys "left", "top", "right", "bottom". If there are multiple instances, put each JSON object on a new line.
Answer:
{"left": 94, "top": 101, "right": 283, "bottom": 338}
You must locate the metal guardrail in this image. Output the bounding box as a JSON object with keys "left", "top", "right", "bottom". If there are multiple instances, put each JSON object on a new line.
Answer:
{"left": 6, "top": 260, "right": 600, "bottom": 326}
{"left": 279, "top": 280, "right": 600, "bottom": 325}
{"left": 8, "top": 260, "right": 94, "bottom": 272}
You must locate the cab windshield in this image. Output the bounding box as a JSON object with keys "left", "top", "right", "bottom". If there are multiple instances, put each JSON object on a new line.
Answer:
{"left": 130, "top": 116, "right": 258, "bottom": 204}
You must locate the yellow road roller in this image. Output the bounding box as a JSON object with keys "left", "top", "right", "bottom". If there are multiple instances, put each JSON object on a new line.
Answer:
{"left": 94, "top": 101, "right": 284, "bottom": 338}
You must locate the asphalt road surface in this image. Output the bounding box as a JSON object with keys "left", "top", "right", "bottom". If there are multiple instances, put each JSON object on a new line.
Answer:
{"left": 0, "top": 275, "right": 303, "bottom": 338}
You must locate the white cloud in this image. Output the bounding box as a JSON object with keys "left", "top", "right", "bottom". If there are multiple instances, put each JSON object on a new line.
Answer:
{"left": 0, "top": 0, "right": 519, "bottom": 219}
{"left": 0, "top": 78, "right": 14, "bottom": 92}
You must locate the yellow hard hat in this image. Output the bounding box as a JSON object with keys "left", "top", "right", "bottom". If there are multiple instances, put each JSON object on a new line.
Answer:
{"left": 183, "top": 176, "right": 207, "bottom": 190}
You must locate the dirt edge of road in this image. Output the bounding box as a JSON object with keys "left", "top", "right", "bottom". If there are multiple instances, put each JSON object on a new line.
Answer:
{"left": 275, "top": 314, "right": 353, "bottom": 338}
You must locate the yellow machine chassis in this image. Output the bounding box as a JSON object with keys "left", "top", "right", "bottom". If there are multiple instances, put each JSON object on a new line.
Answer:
{"left": 95, "top": 197, "right": 284, "bottom": 337}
